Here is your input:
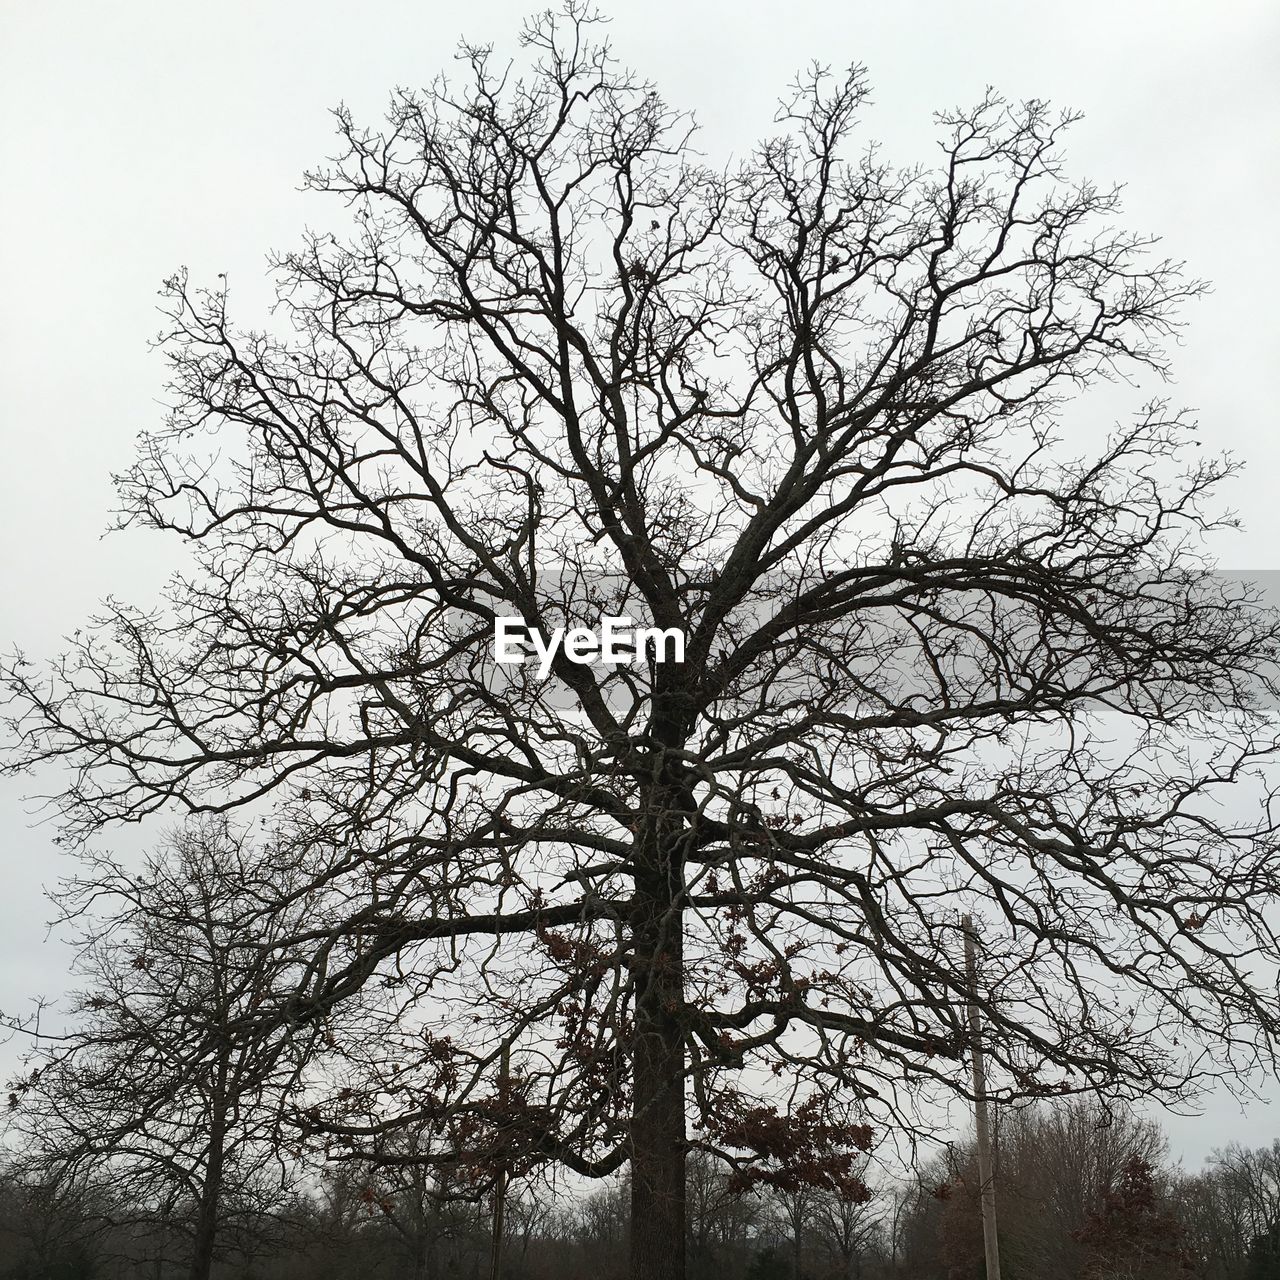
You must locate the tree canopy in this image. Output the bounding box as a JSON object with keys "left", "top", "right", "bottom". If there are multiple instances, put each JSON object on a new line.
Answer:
{"left": 6, "top": 7, "right": 1280, "bottom": 1278}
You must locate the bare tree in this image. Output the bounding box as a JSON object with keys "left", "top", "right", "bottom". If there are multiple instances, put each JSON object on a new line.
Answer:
{"left": 0, "top": 1157, "right": 111, "bottom": 1280}
{"left": 7, "top": 6, "right": 1280, "bottom": 1280}
{"left": 3, "top": 820, "right": 323, "bottom": 1280}
{"left": 1072, "top": 1151, "right": 1197, "bottom": 1278}
{"left": 571, "top": 1177, "right": 630, "bottom": 1278}
{"left": 320, "top": 1121, "right": 494, "bottom": 1280}
{"left": 1178, "top": 1142, "right": 1280, "bottom": 1280}
{"left": 810, "top": 1177, "right": 881, "bottom": 1280}
{"left": 687, "top": 1150, "right": 762, "bottom": 1278}
{"left": 993, "top": 1100, "right": 1167, "bottom": 1278}
{"left": 1215, "top": 1144, "right": 1280, "bottom": 1260}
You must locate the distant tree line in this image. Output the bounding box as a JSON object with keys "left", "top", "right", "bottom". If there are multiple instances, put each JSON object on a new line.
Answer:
{"left": 3, "top": 1096, "right": 1280, "bottom": 1279}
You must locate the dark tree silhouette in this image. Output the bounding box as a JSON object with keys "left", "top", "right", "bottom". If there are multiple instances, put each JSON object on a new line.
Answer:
{"left": 7, "top": 6, "right": 1280, "bottom": 1279}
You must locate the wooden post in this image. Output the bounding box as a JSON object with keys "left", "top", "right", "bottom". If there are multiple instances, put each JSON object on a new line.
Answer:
{"left": 962, "top": 915, "right": 1001, "bottom": 1280}
{"left": 489, "top": 1044, "right": 510, "bottom": 1280}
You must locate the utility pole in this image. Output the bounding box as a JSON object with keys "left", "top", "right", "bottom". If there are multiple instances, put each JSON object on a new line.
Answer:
{"left": 489, "top": 1043, "right": 510, "bottom": 1280}
{"left": 962, "top": 914, "right": 1001, "bottom": 1280}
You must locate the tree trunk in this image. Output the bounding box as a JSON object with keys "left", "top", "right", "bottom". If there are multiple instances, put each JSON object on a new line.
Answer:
{"left": 629, "top": 822, "right": 687, "bottom": 1280}
{"left": 187, "top": 1058, "right": 228, "bottom": 1280}
{"left": 412, "top": 1230, "right": 430, "bottom": 1280}
{"left": 186, "top": 1103, "right": 226, "bottom": 1280}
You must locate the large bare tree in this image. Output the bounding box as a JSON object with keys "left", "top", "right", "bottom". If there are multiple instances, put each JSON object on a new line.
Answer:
{"left": 7, "top": 7, "right": 1280, "bottom": 1278}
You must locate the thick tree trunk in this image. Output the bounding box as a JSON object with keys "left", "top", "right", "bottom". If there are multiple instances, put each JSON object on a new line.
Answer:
{"left": 629, "top": 842, "right": 687, "bottom": 1280}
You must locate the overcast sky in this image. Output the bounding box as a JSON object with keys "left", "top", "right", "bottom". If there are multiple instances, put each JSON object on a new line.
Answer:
{"left": 2, "top": 0, "right": 1278, "bottom": 1168}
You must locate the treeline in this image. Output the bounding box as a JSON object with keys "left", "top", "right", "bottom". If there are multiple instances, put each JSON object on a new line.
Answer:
{"left": 3, "top": 1100, "right": 1279, "bottom": 1279}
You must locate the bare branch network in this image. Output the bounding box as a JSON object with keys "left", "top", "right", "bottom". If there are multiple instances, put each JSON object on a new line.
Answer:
{"left": 5, "top": 7, "right": 1280, "bottom": 1279}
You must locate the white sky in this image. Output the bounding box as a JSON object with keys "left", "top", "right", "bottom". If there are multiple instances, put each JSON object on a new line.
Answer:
{"left": 1, "top": 0, "right": 1278, "bottom": 1168}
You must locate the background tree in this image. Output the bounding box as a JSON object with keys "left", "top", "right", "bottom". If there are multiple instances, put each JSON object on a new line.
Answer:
{"left": 320, "top": 1121, "right": 494, "bottom": 1280}
{"left": 687, "top": 1151, "right": 762, "bottom": 1280}
{"left": 1072, "top": 1152, "right": 1196, "bottom": 1278}
{"left": 1245, "top": 1223, "right": 1280, "bottom": 1280}
{"left": 1218, "top": 1145, "right": 1280, "bottom": 1269}
{"left": 810, "top": 1174, "right": 882, "bottom": 1280}
{"left": 567, "top": 1177, "right": 630, "bottom": 1279}
{"left": 995, "top": 1099, "right": 1167, "bottom": 1278}
{"left": 0, "top": 1157, "right": 108, "bottom": 1280}
{"left": 7, "top": 6, "right": 1280, "bottom": 1280}
{"left": 3, "top": 821, "right": 323, "bottom": 1280}
{"left": 1177, "top": 1142, "right": 1280, "bottom": 1280}
{"left": 887, "top": 1101, "right": 1187, "bottom": 1280}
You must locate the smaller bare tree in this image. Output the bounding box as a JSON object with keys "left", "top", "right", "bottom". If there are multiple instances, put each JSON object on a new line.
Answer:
{"left": 3, "top": 819, "right": 325, "bottom": 1280}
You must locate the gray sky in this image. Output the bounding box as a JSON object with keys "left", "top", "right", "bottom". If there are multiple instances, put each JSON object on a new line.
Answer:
{"left": 2, "top": 0, "right": 1278, "bottom": 1168}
